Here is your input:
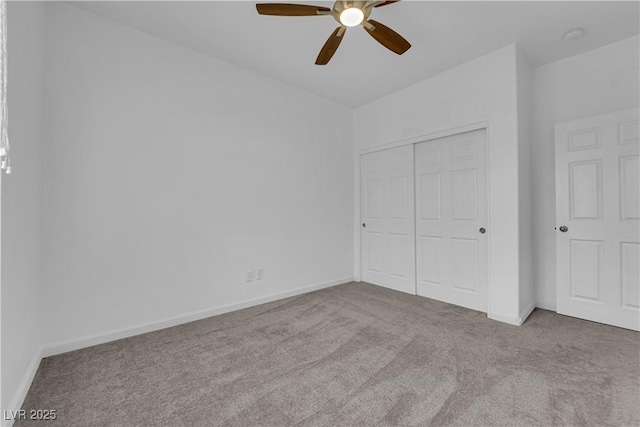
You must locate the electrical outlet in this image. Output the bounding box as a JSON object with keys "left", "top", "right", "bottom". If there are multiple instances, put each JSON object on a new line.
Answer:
{"left": 245, "top": 270, "right": 253, "bottom": 282}
{"left": 257, "top": 268, "right": 264, "bottom": 280}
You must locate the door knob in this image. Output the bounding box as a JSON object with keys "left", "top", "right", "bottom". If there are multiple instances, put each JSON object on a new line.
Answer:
{"left": 479, "top": 227, "right": 486, "bottom": 234}
{"left": 362, "top": 223, "right": 366, "bottom": 228}
{"left": 559, "top": 225, "right": 568, "bottom": 232}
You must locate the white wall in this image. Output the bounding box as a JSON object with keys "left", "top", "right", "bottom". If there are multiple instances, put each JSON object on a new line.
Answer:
{"left": 1, "top": 1, "right": 45, "bottom": 419}
{"left": 355, "top": 45, "right": 531, "bottom": 324}
{"left": 532, "top": 36, "right": 640, "bottom": 310}
{"left": 41, "top": 3, "right": 354, "bottom": 348}
{"left": 517, "top": 48, "right": 534, "bottom": 316}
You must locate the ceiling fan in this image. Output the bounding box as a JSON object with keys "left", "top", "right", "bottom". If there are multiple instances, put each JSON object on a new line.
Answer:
{"left": 256, "top": 1, "right": 411, "bottom": 65}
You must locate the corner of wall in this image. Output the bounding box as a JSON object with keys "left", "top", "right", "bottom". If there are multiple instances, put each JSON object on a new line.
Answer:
{"left": 352, "top": 110, "right": 361, "bottom": 281}
{"left": 515, "top": 44, "right": 535, "bottom": 323}
{"left": 1, "top": 347, "right": 43, "bottom": 427}
{"left": 2, "top": 0, "right": 49, "bottom": 418}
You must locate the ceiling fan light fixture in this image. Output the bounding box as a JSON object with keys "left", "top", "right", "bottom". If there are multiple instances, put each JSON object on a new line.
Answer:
{"left": 339, "top": 7, "right": 364, "bottom": 27}
{"left": 256, "top": 1, "right": 410, "bottom": 64}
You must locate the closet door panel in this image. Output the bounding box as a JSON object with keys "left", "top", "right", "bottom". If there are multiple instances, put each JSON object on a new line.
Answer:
{"left": 361, "top": 145, "right": 415, "bottom": 294}
{"left": 415, "top": 129, "right": 488, "bottom": 312}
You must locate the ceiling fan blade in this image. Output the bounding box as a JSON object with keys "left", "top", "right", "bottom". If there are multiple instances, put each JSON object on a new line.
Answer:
{"left": 256, "top": 3, "right": 331, "bottom": 16}
{"left": 364, "top": 19, "right": 411, "bottom": 55}
{"left": 374, "top": 1, "right": 399, "bottom": 7}
{"left": 315, "top": 27, "right": 346, "bottom": 65}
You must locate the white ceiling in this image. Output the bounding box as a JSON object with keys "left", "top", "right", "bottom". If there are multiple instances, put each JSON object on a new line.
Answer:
{"left": 70, "top": 1, "right": 639, "bottom": 108}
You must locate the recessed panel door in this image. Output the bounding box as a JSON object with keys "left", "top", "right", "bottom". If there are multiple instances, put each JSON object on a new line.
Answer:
{"left": 360, "top": 145, "right": 415, "bottom": 294}
{"left": 415, "top": 129, "right": 488, "bottom": 312}
{"left": 555, "top": 108, "right": 640, "bottom": 331}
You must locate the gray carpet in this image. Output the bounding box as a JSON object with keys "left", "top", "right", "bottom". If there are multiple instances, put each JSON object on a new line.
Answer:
{"left": 17, "top": 282, "right": 640, "bottom": 426}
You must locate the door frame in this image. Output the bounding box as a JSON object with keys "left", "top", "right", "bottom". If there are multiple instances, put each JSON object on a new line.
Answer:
{"left": 355, "top": 121, "right": 490, "bottom": 306}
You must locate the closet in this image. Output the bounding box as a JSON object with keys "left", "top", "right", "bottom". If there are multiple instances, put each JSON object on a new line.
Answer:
{"left": 361, "top": 129, "right": 489, "bottom": 312}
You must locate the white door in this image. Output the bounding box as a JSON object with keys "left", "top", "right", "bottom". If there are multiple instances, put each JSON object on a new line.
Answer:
{"left": 555, "top": 108, "right": 640, "bottom": 331}
{"left": 414, "top": 129, "right": 488, "bottom": 312}
{"left": 360, "top": 145, "right": 415, "bottom": 294}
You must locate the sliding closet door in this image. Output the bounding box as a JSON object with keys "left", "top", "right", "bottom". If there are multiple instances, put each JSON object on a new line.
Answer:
{"left": 360, "top": 145, "right": 416, "bottom": 294}
{"left": 415, "top": 129, "right": 488, "bottom": 312}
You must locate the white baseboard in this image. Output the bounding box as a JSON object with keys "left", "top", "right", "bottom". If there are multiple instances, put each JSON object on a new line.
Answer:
{"left": 42, "top": 276, "right": 354, "bottom": 358}
{"left": 487, "top": 312, "right": 520, "bottom": 326}
{"left": 518, "top": 302, "right": 536, "bottom": 325}
{"left": 2, "top": 347, "right": 44, "bottom": 427}
{"left": 488, "top": 302, "right": 536, "bottom": 327}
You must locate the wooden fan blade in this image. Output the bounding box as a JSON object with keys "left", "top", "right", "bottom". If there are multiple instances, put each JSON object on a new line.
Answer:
{"left": 364, "top": 19, "right": 411, "bottom": 55}
{"left": 315, "top": 27, "right": 346, "bottom": 65}
{"left": 374, "top": 1, "right": 399, "bottom": 7}
{"left": 256, "top": 3, "right": 331, "bottom": 16}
